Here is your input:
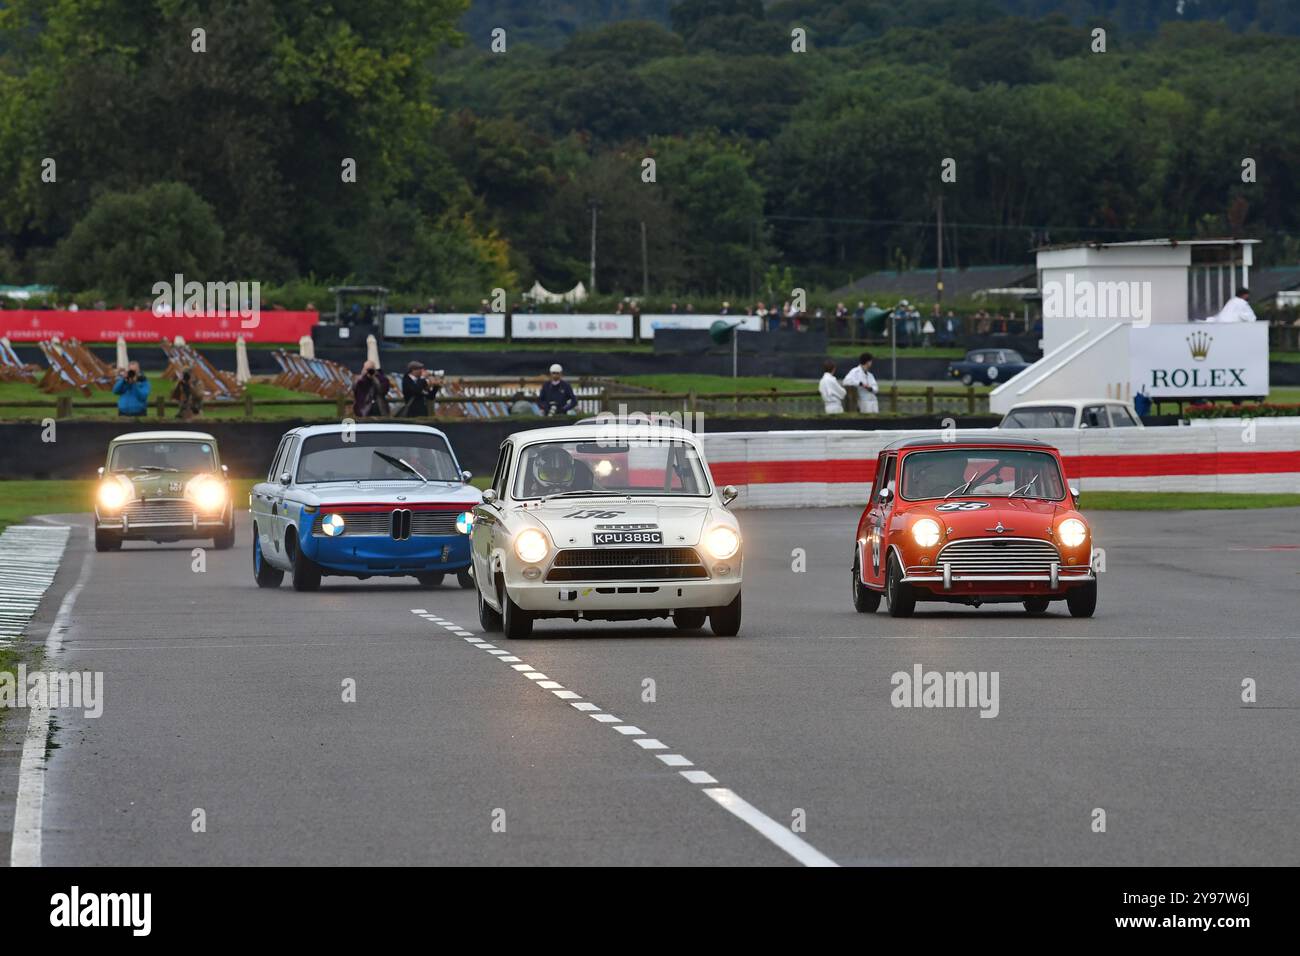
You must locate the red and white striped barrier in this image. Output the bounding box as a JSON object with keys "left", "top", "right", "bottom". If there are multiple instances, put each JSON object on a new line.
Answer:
{"left": 700, "top": 422, "right": 1300, "bottom": 508}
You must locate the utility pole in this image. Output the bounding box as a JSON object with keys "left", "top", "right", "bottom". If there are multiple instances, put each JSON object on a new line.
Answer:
{"left": 587, "top": 198, "right": 600, "bottom": 295}
{"left": 935, "top": 194, "right": 944, "bottom": 313}
{"left": 640, "top": 220, "right": 649, "bottom": 298}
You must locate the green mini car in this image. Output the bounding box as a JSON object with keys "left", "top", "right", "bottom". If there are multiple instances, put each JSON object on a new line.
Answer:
{"left": 94, "top": 430, "right": 235, "bottom": 552}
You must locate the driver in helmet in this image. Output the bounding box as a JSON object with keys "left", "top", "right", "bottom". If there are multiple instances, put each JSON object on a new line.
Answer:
{"left": 527, "top": 445, "right": 592, "bottom": 496}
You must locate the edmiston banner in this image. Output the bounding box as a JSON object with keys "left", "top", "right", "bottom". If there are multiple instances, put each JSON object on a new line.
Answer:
{"left": 0, "top": 310, "right": 319, "bottom": 343}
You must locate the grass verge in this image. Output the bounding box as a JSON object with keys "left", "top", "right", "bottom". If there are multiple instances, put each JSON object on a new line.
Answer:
{"left": 1078, "top": 492, "right": 1300, "bottom": 510}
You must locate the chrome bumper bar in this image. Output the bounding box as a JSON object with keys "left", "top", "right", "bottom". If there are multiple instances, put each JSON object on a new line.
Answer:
{"left": 904, "top": 562, "right": 1094, "bottom": 588}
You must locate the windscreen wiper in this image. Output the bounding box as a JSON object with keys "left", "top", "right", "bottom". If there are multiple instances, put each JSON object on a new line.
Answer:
{"left": 373, "top": 451, "right": 428, "bottom": 484}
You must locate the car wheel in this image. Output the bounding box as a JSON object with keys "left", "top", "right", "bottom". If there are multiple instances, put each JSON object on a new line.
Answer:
{"left": 252, "top": 530, "right": 283, "bottom": 588}
{"left": 477, "top": 582, "right": 502, "bottom": 632}
{"left": 289, "top": 533, "right": 321, "bottom": 591}
{"left": 885, "top": 554, "right": 915, "bottom": 618}
{"left": 416, "top": 572, "right": 445, "bottom": 588}
{"left": 709, "top": 593, "right": 742, "bottom": 636}
{"left": 673, "top": 609, "right": 707, "bottom": 630}
{"left": 852, "top": 555, "right": 882, "bottom": 613}
{"left": 1066, "top": 580, "right": 1097, "bottom": 618}
{"left": 457, "top": 570, "right": 475, "bottom": 589}
{"left": 213, "top": 522, "right": 235, "bottom": 550}
{"left": 93, "top": 528, "right": 121, "bottom": 552}
{"left": 502, "top": 591, "right": 533, "bottom": 639}
{"left": 1023, "top": 596, "right": 1051, "bottom": 614}
{"left": 960, "top": 373, "right": 973, "bottom": 386}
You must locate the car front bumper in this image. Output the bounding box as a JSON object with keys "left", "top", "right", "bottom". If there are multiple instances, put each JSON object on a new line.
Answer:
{"left": 904, "top": 563, "right": 1095, "bottom": 593}
{"left": 302, "top": 532, "right": 471, "bottom": 575}
{"left": 96, "top": 501, "right": 229, "bottom": 538}
{"left": 506, "top": 576, "right": 742, "bottom": 614}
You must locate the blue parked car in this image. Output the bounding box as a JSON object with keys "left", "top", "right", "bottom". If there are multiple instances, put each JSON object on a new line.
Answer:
{"left": 250, "top": 424, "right": 481, "bottom": 591}
{"left": 946, "top": 348, "right": 1031, "bottom": 386}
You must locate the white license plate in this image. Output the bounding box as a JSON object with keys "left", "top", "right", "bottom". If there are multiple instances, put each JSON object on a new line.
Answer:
{"left": 593, "top": 531, "right": 662, "bottom": 546}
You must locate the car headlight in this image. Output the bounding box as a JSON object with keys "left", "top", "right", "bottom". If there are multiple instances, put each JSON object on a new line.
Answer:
{"left": 1058, "top": 517, "right": 1088, "bottom": 548}
{"left": 912, "top": 517, "right": 942, "bottom": 548}
{"left": 191, "top": 479, "right": 227, "bottom": 512}
{"left": 97, "top": 478, "right": 130, "bottom": 510}
{"left": 515, "top": 528, "right": 549, "bottom": 564}
{"left": 321, "top": 513, "right": 346, "bottom": 537}
{"left": 704, "top": 525, "right": 740, "bottom": 560}
{"left": 456, "top": 511, "right": 474, "bottom": 535}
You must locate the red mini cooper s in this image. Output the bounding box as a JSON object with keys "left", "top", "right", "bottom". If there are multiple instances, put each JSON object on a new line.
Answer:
{"left": 852, "top": 437, "right": 1097, "bottom": 618}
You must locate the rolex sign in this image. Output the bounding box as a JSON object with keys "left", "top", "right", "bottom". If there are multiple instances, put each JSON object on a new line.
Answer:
{"left": 1129, "top": 322, "right": 1269, "bottom": 399}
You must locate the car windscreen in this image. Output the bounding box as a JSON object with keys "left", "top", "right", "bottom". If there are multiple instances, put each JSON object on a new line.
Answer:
{"left": 1001, "top": 407, "right": 1075, "bottom": 428}
{"left": 900, "top": 448, "right": 1066, "bottom": 500}
{"left": 295, "top": 432, "right": 459, "bottom": 483}
{"left": 110, "top": 441, "right": 216, "bottom": 473}
{"left": 512, "top": 439, "right": 711, "bottom": 499}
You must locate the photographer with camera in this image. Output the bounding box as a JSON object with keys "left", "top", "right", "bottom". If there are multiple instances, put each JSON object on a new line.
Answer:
{"left": 170, "top": 367, "right": 205, "bottom": 420}
{"left": 112, "top": 360, "right": 151, "bottom": 417}
{"left": 399, "top": 360, "right": 442, "bottom": 417}
{"left": 537, "top": 363, "right": 578, "bottom": 416}
{"left": 352, "top": 359, "right": 393, "bottom": 418}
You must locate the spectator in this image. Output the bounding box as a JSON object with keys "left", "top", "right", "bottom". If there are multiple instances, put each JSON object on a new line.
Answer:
{"left": 1207, "top": 287, "right": 1257, "bottom": 323}
{"left": 670, "top": 302, "right": 679, "bottom": 314}
{"left": 352, "top": 360, "right": 389, "bottom": 417}
{"left": 720, "top": 301, "right": 731, "bottom": 316}
{"left": 399, "top": 360, "right": 439, "bottom": 417}
{"left": 941, "top": 310, "right": 957, "bottom": 345}
{"left": 842, "top": 352, "right": 879, "bottom": 413}
{"left": 170, "top": 368, "right": 204, "bottom": 420}
{"left": 538, "top": 363, "right": 578, "bottom": 415}
{"left": 112, "top": 361, "right": 151, "bottom": 417}
{"left": 819, "top": 360, "right": 846, "bottom": 414}
{"left": 510, "top": 391, "right": 540, "bottom": 416}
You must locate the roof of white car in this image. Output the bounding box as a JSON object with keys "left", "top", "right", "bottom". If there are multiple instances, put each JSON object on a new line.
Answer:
{"left": 286, "top": 423, "right": 450, "bottom": 439}
{"left": 1006, "top": 399, "right": 1135, "bottom": 410}
{"left": 513, "top": 422, "right": 701, "bottom": 445}
{"left": 112, "top": 430, "right": 216, "bottom": 442}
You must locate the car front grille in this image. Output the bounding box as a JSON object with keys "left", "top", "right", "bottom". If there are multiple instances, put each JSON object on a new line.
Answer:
{"left": 546, "top": 547, "right": 708, "bottom": 582}
{"left": 312, "top": 509, "right": 461, "bottom": 537}
{"left": 929, "top": 537, "right": 1062, "bottom": 574}
{"left": 122, "top": 498, "right": 198, "bottom": 526}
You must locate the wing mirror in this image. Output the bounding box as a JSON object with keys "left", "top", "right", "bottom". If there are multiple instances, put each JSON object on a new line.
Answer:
{"left": 221, "top": 464, "right": 229, "bottom": 475}
{"left": 1069, "top": 485, "right": 1080, "bottom": 504}
{"left": 461, "top": 470, "right": 473, "bottom": 483}
{"left": 97, "top": 466, "right": 105, "bottom": 478}
{"left": 720, "top": 485, "right": 738, "bottom": 505}
{"left": 878, "top": 486, "right": 894, "bottom": 503}
{"left": 279, "top": 472, "right": 292, "bottom": 486}
{"left": 481, "top": 488, "right": 498, "bottom": 504}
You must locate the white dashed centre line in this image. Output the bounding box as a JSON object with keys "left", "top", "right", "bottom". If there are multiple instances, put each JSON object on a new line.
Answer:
{"left": 408, "top": 608, "right": 839, "bottom": 865}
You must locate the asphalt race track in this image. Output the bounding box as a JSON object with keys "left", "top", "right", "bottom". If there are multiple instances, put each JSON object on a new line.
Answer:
{"left": 4, "top": 506, "right": 1297, "bottom": 866}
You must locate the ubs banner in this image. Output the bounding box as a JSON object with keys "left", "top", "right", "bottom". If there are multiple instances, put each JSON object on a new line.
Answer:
{"left": 1129, "top": 322, "right": 1269, "bottom": 399}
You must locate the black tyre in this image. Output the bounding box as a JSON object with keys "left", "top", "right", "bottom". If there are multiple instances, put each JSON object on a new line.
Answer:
{"left": 709, "top": 593, "right": 742, "bottom": 636}
{"left": 885, "top": 554, "right": 916, "bottom": 618}
{"left": 502, "top": 591, "right": 533, "bottom": 639}
{"left": 852, "top": 556, "right": 882, "bottom": 613}
{"left": 289, "top": 532, "right": 321, "bottom": 591}
{"left": 960, "top": 373, "right": 973, "bottom": 386}
{"left": 1023, "top": 596, "right": 1051, "bottom": 614}
{"left": 213, "top": 521, "right": 235, "bottom": 550}
{"left": 1066, "top": 580, "right": 1097, "bottom": 618}
{"left": 477, "top": 582, "right": 502, "bottom": 632}
{"left": 94, "top": 528, "right": 121, "bottom": 552}
{"left": 457, "top": 570, "right": 475, "bottom": 589}
{"left": 252, "top": 531, "right": 283, "bottom": 588}
{"left": 673, "top": 609, "right": 707, "bottom": 630}
{"left": 416, "top": 572, "right": 445, "bottom": 588}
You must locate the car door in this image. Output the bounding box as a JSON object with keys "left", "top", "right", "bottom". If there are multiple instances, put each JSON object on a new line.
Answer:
{"left": 253, "top": 437, "right": 288, "bottom": 556}
{"left": 474, "top": 442, "right": 510, "bottom": 585}
{"left": 864, "top": 453, "right": 897, "bottom": 588}
{"left": 269, "top": 437, "right": 299, "bottom": 556}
